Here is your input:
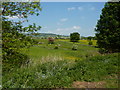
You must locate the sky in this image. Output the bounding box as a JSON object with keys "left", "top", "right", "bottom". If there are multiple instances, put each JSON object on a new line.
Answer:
{"left": 9, "top": 2, "right": 106, "bottom": 36}
{"left": 4, "top": 0, "right": 109, "bottom": 2}
{"left": 41, "top": 0, "right": 108, "bottom": 2}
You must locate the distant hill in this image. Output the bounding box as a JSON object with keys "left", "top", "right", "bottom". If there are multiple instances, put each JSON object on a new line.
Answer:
{"left": 26, "top": 33, "right": 70, "bottom": 39}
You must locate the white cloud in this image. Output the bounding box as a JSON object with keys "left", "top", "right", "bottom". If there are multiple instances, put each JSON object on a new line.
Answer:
{"left": 60, "top": 18, "right": 68, "bottom": 22}
{"left": 67, "top": 7, "right": 76, "bottom": 11}
{"left": 40, "top": 26, "right": 81, "bottom": 35}
{"left": 55, "top": 27, "right": 72, "bottom": 35}
{"left": 50, "top": 25, "right": 81, "bottom": 35}
{"left": 73, "top": 26, "right": 81, "bottom": 30}
{"left": 90, "top": 7, "right": 96, "bottom": 10}
{"left": 78, "top": 7, "right": 83, "bottom": 11}
{"left": 57, "top": 18, "right": 68, "bottom": 26}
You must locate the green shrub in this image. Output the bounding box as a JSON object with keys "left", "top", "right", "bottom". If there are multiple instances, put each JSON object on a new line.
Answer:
{"left": 3, "top": 52, "right": 29, "bottom": 73}
{"left": 72, "top": 45, "right": 78, "bottom": 50}
{"left": 54, "top": 45, "right": 58, "bottom": 49}
{"left": 99, "top": 48, "right": 109, "bottom": 54}
{"left": 88, "top": 41, "right": 93, "bottom": 45}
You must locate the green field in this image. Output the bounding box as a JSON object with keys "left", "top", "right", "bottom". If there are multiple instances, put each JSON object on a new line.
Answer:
{"left": 3, "top": 39, "right": 119, "bottom": 88}
{"left": 27, "top": 39, "right": 99, "bottom": 65}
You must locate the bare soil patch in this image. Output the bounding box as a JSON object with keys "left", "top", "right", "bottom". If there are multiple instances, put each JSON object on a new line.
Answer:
{"left": 72, "top": 81, "right": 106, "bottom": 88}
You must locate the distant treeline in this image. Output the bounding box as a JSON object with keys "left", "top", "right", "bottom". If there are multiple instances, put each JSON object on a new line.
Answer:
{"left": 81, "top": 36, "right": 96, "bottom": 40}
{"left": 26, "top": 33, "right": 69, "bottom": 39}
{"left": 26, "top": 33, "right": 96, "bottom": 40}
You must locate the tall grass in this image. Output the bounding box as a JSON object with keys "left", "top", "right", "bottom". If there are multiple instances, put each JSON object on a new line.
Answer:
{"left": 3, "top": 53, "right": 119, "bottom": 88}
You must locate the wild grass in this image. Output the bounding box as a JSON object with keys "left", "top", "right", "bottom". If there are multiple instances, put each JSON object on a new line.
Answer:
{"left": 2, "top": 39, "right": 119, "bottom": 88}
{"left": 2, "top": 53, "right": 119, "bottom": 88}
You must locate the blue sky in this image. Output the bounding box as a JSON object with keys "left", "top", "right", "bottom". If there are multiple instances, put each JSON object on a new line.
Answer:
{"left": 11, "top": 2, "right": 106, "bottom": 36}
{"left": 41, "top": 0, "right": 108, "bottom": 2}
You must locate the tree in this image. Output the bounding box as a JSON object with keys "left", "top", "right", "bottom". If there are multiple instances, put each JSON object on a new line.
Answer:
{"left": 2, "top": 2, "right": 42, "bottom": 72}
{"left": 87, "top": 36, "right": 93, "bottom": 40}
{"left": 95, "top": 2, "right": 120, "bottom": 53}
{"left": 70, "top": 32, "right": 80, "bottom": 42}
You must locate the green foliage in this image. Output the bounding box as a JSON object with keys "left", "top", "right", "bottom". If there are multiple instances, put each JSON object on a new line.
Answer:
{"left": 72, "top": 44, "right": 78, "bottom": 50}
{"left": 3, "top": 53, "right": 119, "bottom": 88}
{"left": 88, "top": 40, "right": 93, "bottom": 45}
{"left": 87, "top": 36, "right": 93, "bottom": 40}
{"left": 95, "top": 2, "right": 120, "bottom": 53}
{"left": 70, "top": 32, "right": 80, "bottom": 42}
{"left": 2, "top": 2, "right": 42, "bottom": 73}
{"left": 2, "top": 37, "right": 118, "bottom": 88}
{"left": 54, "top": 45, "right": 58, "bottom": 49}
{"left": 81, "top": 36, "right": 96, "bottom": 40}
{"left": 99, "top": 48, "right": 109, "bottom": 54}
{"left": 2, "top": 2, "right": 41, "bottom": 19}
{"left": 48, "top": 41, "right": 54, "bottom": 44}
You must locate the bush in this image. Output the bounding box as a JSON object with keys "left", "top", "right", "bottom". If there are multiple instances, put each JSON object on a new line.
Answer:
{"left": 3, "top": 52, "right": 30, "bottom": 73}
{"left": 72, "top": 45, "right": 78, "bottom": 50}
{"left": 99, "top": 48, "right": 109, "bottom": 54}
{"left": 88, "top": 41, "right": 93, "bottom": 45}
{"left": 54, "top": 46, "right": 58, "bottom": 49}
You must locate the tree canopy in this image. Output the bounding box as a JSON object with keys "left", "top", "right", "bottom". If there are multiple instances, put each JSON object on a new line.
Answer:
{"left": 2, "top": 2, "right": 42, "bottom": 72}
{"left": 95, "top": 2, "right": 120, "bottom": 53}
{"left": 70, "top": 32, "right": 80, "bottom": 42}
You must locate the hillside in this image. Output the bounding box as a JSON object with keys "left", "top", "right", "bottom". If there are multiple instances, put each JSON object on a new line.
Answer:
{"left": 27, "top": 33, "right": 70, "bottom": 39}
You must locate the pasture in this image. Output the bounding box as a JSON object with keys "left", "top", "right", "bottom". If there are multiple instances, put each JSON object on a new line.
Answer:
{"left": 2, "top": 39, "right": 119, "bottom": 88}
{"left": 27, "top": 39, "right": 99, "bottom": 65}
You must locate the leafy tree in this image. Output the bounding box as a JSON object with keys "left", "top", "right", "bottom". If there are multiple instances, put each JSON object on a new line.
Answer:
{"left": 95, "top": 2, "right": 120, "bottom": 53}
{"left": 70, "top": 32, "right": 80, "bottom": 42}
{"left": 2, "top": 2, "right": 42, "bottom": 72}
{"left": 87, "top": 36, "right": 93, "bottom": 40}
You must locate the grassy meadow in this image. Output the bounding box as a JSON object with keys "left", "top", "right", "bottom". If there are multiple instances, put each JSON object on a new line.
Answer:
{"left": 27, "top": 39, "right": 99, "bottom": 65}
{"left": 3, "top": 39, "right": 119, "bottom": 88}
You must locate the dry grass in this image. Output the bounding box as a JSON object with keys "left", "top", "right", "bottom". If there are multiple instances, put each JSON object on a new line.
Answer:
{"left": 72, "top": 81, "right": 106, "bottom": 88}
{"left": 30, "top": 54, "right": 64, "bottom": 66}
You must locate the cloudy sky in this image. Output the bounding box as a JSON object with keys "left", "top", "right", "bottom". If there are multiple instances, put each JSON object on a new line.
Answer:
{"left": 10, "top": 2, "right": 106, "bottom": 36}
